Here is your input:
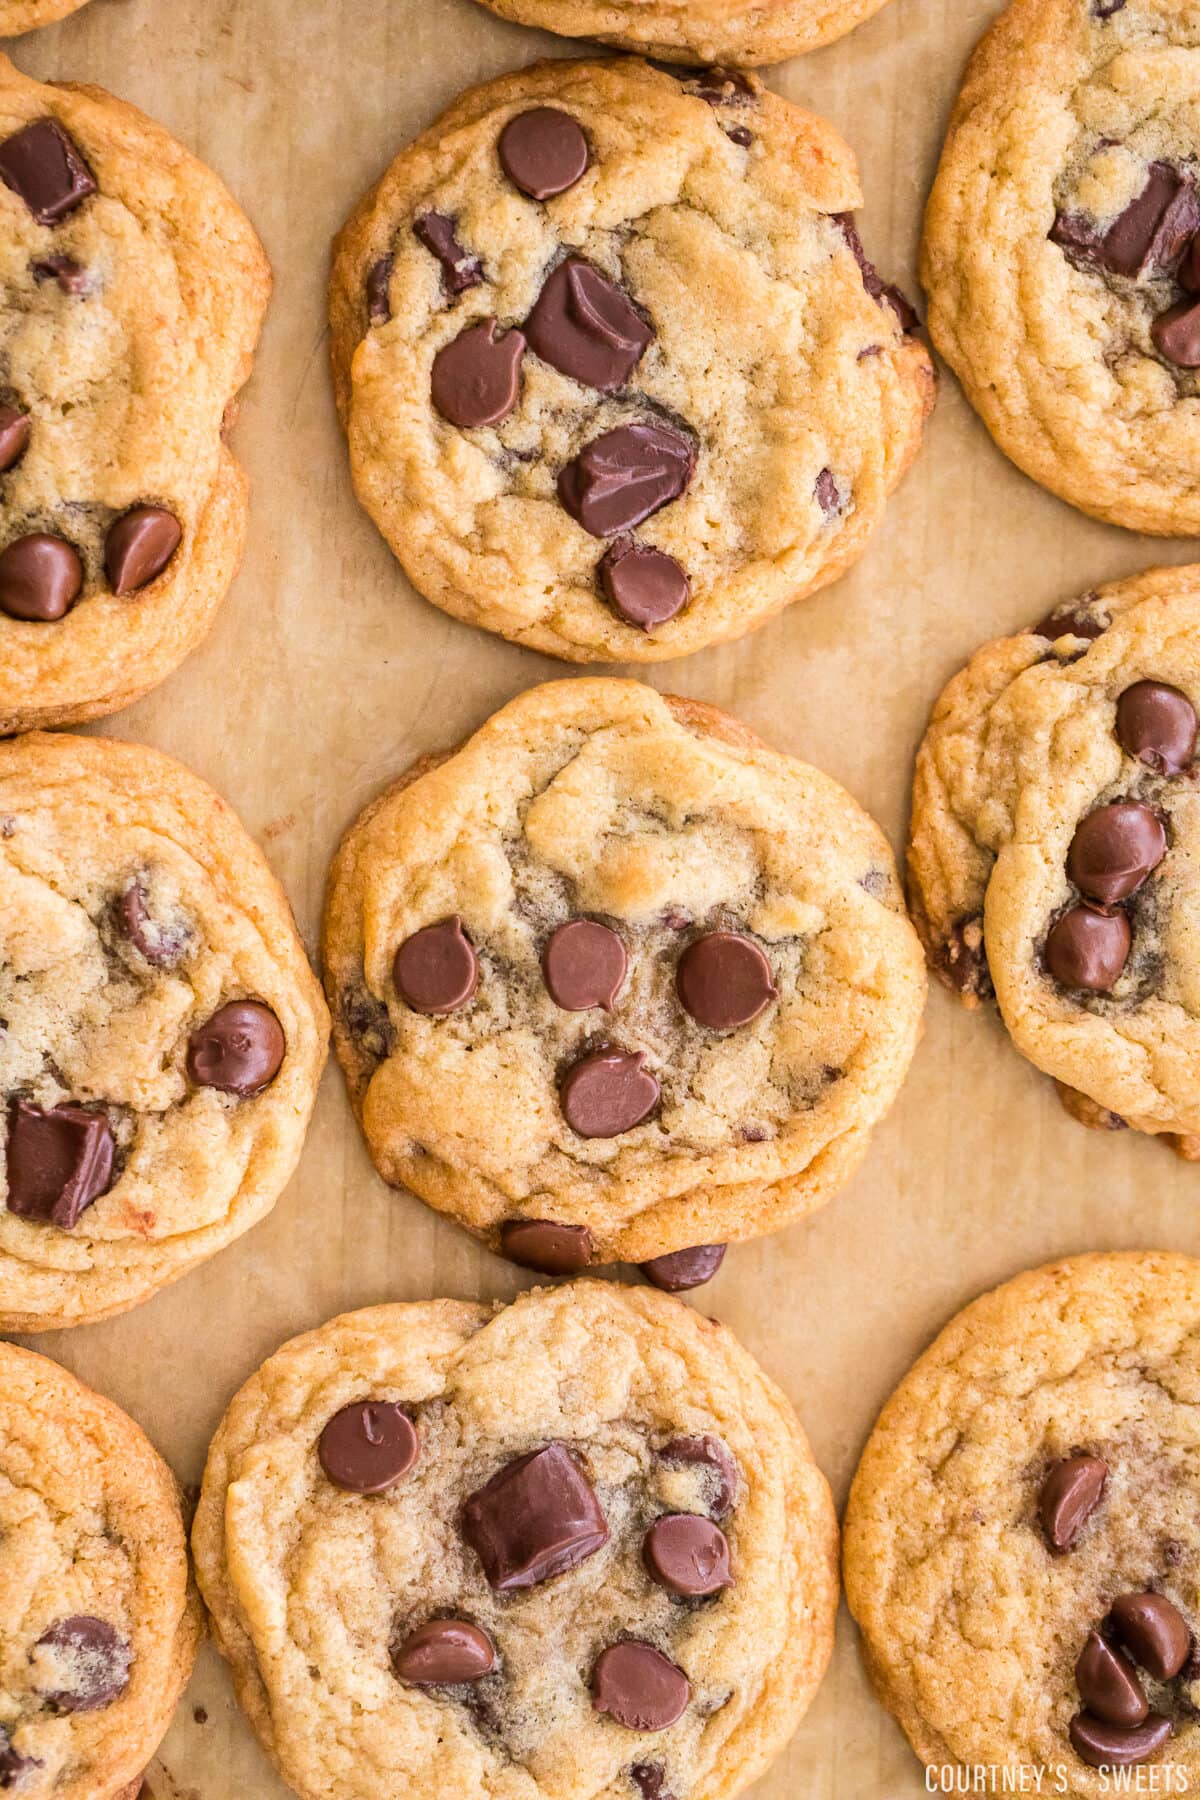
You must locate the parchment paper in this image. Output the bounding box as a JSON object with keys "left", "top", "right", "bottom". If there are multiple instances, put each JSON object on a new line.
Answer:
{"left": 11, "top": 0, "right": 1200, "bottom": 1793}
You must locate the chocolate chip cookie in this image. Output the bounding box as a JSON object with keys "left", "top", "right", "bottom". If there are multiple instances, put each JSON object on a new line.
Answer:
{"left": 465, "top": 0, "right": 897, "bottom": 67}
{"left": 0, "top": 55, "right": 271, "bottom": 733}
{"left": 908, "top": 566, "right": 1200, "bottom": 1155}
{"left": 923, "top": 0, "right": 1200, "bottom": 534}
{"left": 329, "top": 58, "right": 934, "bottom": 663}
{"left": 322, "top": 678, "right": 926, "bottom": 1275}
{"left": 0, "top": 1340, "right": 201, "bottom": 1800}
{"left": 192, "top": 1280, "right": 838, "bottom": 1800}
{"left": 0, "top": 729, "right": 329, "bottom": 1331}
{"left": 844, "top": 1251, "right": 1200, "bottom": 1792}
{"left": 0, "top": 1, "right": 90, "bottom": 31}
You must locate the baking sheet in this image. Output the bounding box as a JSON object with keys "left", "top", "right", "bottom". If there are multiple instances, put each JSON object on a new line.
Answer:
{"left": 11, "top": 0, "right": 1200, "bottom": 1793}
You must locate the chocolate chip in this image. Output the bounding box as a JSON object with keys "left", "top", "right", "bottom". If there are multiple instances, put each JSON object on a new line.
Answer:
{"left": 0, "top": 533, "right": 83, "bottom": 622}
{"left": 1032, "top": 604, "right": 1106, "bottom": 643}
{"left": 1051, "top": 164, "right": 1200, "bottom": 279}
{"left": 186, "top": 999, "right": 285, "bottom": 1095}
{"left": 1111, "top": 1592, "right": 1191, "bottom": 1681}
{"left": 525, "top": 257, "right": 652, "bottom": 392}
{"left": 599, "top": 541, "right": 689, "bottom": 629}
{"left": 689, "top": 67, "right": 758, "bottom": 104}
{"left": 642, "top": 1514, "right": 732, "bottom": 1597}
{"left": 560, "top": 1047, "right": 660, "bottom": 1137}
{"left": 394, "top": 917, "right": 478, "bottom": 1014}
{"left": 1039, "top": 1454, "right": 1108, "bottom": 1552}
{"left": 592, "top": 1642, "right": 690, "bottom": 1732}
{"left": 1152, "top": 297, "right": 1200, "bottom": 367}
{"left": 105, "top": 507, "right": 181, "bottom": 595}
{"left": 499, "top": 108, "right": 589, "bottom": 200}
{"left": 32, "top": 254, "right": 88, "bottom": 295}
{"left": 33, "top": 1617, "right": 131, "bottom": 1713}
{"left": 462, "top": 1442, "right": 609, "bottom": 1590}
{"left": 431, "top": 319, "right": 526, "bottom": 430}
{"left": 1182, "top": 235, "right": 1200, "bottom": 294}
{"left": 631, "top": 1765, "right": 674, "bottom": 1800}
{"left": 542, "top": 919, "right": 627, "bottom": 1010}
{"left": 116, "top": 880, "right": 188, "bottom": 968}
{"left": 1069, "top": 1712, "right": 1172, "bottom": 1770}
{"left": 0, "top": 1729, "right": 38, "bottom": 1788}
{"left": 1045, "top": 904, "right": 1131, "bottom": 992}
{"left": 1093, "top": 0, "right": 1126, "bottom": 15}
{"left": 725, "top": 126, "right": 753, "bottom": 147}
{"left": 933, "top": 916, "right": 994, "bottom": 1001}
{"left": 366, "top": 254, "right": 394, "bottom": 324}
{"left": 5, "top": 1101, "right": 114, "bottom": 1230}
{"left": 0, "top": 405, "right": 29, "bottom": 474}
{"left": 641, "top": 1244, "right": 726, "bottom": 1292}
{"left": 559, "top": 422, "right": 694, "bottom": 538}
{"left": 318, "top": 1401, "right": 419, "bottom": 1493}
{"left": 0, "top": 119, "right": 95, "bottom": 225}
{"left": 814, "top": 467, "right": 840, "bottom": 517}
{"left": 676, "top": 932, "right": 776, "bottom": 1030}
{"left": 1116, "top": 681, "right": 1197, "bottom": 774}
{"left": 1067, "top": 803, "right": 1165, "bottom": 904}
{"left": 832, "top": 213, "right": 920, "bottom": 331}
{"left": 391, "top": 1619, "right": 496, "bottom": 1685}
{"left": 413, "top": 212, "right": 483, "bottom": 295}
{"left": 500, "top": 1219, "right": 592, "bottom": 1274}
{"left": 658, "top": 1435, "right": 738, "bottom": 1518}
{"left": 1076, "top": 1632, "right": 1148, "bottom": 1728}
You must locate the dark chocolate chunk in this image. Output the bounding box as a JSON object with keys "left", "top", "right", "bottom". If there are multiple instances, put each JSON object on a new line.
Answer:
{"left": 1152, "top": 297, "right": 1200, "bottom": 368}
{"left": 462, "top": 1442, "right": 609, "bottom": 1591}
{"left": 31, "top": 255, "right": 88, "bottom": 296}
{"left": 558, "top": 422, "right": 694, "bottom": 538}
{"left": 525, "top": 257, "right": 652, "bottom": 392}
{"left": 642, "top": 1513, "right": 732, "bottom": 1597}
{"left": 431, "top": 319, "right": 526, "bottom": 429}
{"left": 105, "top": 507, "right": 181, "bottom": 595}
{"left": 832, "top": 213, "right": 920, "bottom": 331}
{"left": 34, "top": 1617, "right": 131, "bottom": 1713}
{"left": 413, "top": 212, "right": 483, "bottom": 295}
{"left": 0, "top": 1728, "right": 38, "bottom": 1789}
{"left": 367, "top": 254, "right": 394, "bottom": 324}
{"left": 394, "top": 917, "right": 478, "bottom": 1015}
{"left": 1032, "top": 604, "right": 1106, "bottom": 643}
{"left": 933, "top": 916, "right": 994, "bottom": 1001}
{"left": 599, "top": 541, "right": 689, "bottom": 629}
{"left": 318, "top": 1401, "right": 419, "bottom": 1493}
{"left": 1051, "top": 163, "right": 1200, "bottom": 279}
{"left": 559, "top": 1048, "right": 660, "bottom": 1137}
{"left": 542, "top": 919, "right": 627, "bottom": 1010}
{"left": 5, "top": 1100, "right": 114, "bottom": 1230}
{"left": 0, "top": 119, "right": 95, "bottom": 225}
{"left": 641, "top": 1244, "right": 726, "bottom": 1292}
{"left": 500, "top": 1219, "right": 593, "bottom": 1275}
{"left": 592, "top": 1642, "right": 690, "bottom": 1732}
{"left": 0, "top": 533, "right": 83, "bottom": 622}
{"left": 499, "top": 108, "right": 589, "bottom": 200}
{"left": 391, "top": 1618, "right": 496, "bottom": 1684}
{"left": 186, "top": 999, "right": 285, "bottom": 1096}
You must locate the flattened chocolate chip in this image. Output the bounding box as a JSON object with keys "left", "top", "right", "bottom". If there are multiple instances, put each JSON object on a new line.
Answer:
{"left": 1039, "top": 1454, "right": 1108, "bottom": 1552}
{"left": 1152, "top": 297, "right": 1200, "bottom": 367}
{"left": 105, "top": 507, "right": 181, "bottom": 595}
{"left": 499, "top": 108, "right": 589, "bottom": 200}
{"left": 1070, "top": 1712, "right": 1172, "bottom": 1770}
{"left": 677, "top": 932, "right": 776, "bottom": 1030}
{"left": 394, "top": 917, "right": 478, "bottom": 1014}
{"left": 0, "top": 405, "right": 29, "bottom": 474}
{"left": 1067, "top": 803, "right": 1165, "bottom": 904}
{"left": 32, "top": 254, "right": 88, "bottom": 295}
{"left": 592, "top": 1642, "right": 690, "bottom": 1732}
{"left": 542, "top": 919, "right": 627, "bottom": 1010}
{"left": 0, "top": 1728, "right": 38, "bottom": 1788}
{"left": 186, "top": 999, "right": 285, "bottom": 1095}
{"left": 659, "top": 1435, "right": 738, "bottom": 1517}
{"left": 1051, "top": 164, "right": 1200, "bottom": 279}
{"left": 462, "top": 1442, "right": 609, "bottom": 1590}
{"left": 599, "top": 541, "right": 689, "bottom": 629}
{"left": 0, "top": 533, "right": 83, "bottom": 622}
{"left": 367, "top": 253, "right": 394, "bottom": 324}
{"left": 525, "top": 257, "right": 652, "bottom": 392}
{"left": 1045, "top": 904, "right": 1131, "bottom": 992}
{"left": 1116, "top": 681, "right": 1197, "bottom": 774}
{"left": 641, "top": 1244, "right": 726, "bottom": 1292}
{"left": 5, "top": 1101, "right": 114, "bottom": 1230}
{"left": 1077, "top": 1632, "right": 1148, "bottom": 1728}
{"left": 0, "top": 119, "right": 95, "bottom": 225}
{"left": 413, "top": 212, "right": 483, "bottom": 295}
{"left": 500, "top": 1219, "right": 592, "bottom": 1274}
{"left": 559, "top": 423, "right": 694, "bottom": 539}
{"left": 1111, "top": 1593, "right": 1191, "bottom": 1680}
{"left": 1032, "top": 604, "right": 1106, "bottom": 643}
{"left": 814, "top": 467, "right": 840, "bottom": 517}
{"left": 391, "top": 1619, "right": 496, "bottom": 1685}
{"left": 34, "top": 1617, "right": 131, "bottom": 1713}
{"left": 431, "top": 319, "right": 526, "bottom": 429}
{"left": 319, "top": 1401, "right": 419, "bottom": 1493}
{"left": 116, "top": 880, "right": 188, "bottom": 968}
{"left": 560, "top": 1048, "right": 659, "bottom": 1137}
{"left": 643, "top": 1514, "right": 732, "bottom": 1597}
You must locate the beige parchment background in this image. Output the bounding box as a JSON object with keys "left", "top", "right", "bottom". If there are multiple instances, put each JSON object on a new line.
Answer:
{"left": 9, "top": 0, "right": 1200, "bottom": 1793}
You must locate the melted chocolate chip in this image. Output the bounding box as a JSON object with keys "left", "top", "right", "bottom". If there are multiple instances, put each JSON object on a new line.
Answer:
{"left": 105, "top": 507, "right": 181, "bottom": 595}
{"left": 186, "top": 999, "right": 285, "bottom": 1096}
{"left": 599, "top": 541, "right": 689, "bottom": 629}
{"left": 658, "top": 1435, "right": 738, "bottom": 1517}
{"left": 1077, "top": 1632, "right": 1148, "bottom": 1728}
{"left": 689, "top": 68, "right": 758, "bottom": 105}
{"left": 319, "top": 1401, "right": 419, "bottom": 1493}
{"left": 592, "top": 1642, "right": 690, "bottom": 1732}
{"left": 1032, "top": 604, "right": 1106, "bottom": 643}
{"left": 0, "top": 404, "right": 29, "bottom": 474}
{"left": 5, "top": 1100, "right": 114, "bottom": 1230}
{"left": 367, "top": 253, "right": 394, "bottom": 324}
{"left": 116, "top": 880, "right": 189, "bottom": 968}
{"left": 1116, "top": 681, "right": 1197, "bottom": 774}
{"left": 34, "top": 1617, "right": 131, "bottom": 1713}
{"left": 431, "top": 319, "right": 526, "bottom": 430}
{"left": 0, "top": 119, "right": 95, "bottom": 225}
{"left": 631, "top": 1765, "right": 674, "bottom": 1800}
{"left": 1152, "top": 297, "right": 1200, "bottom": 368}
{"left": 1070, "top": 1712, "right": 1172, "bottom": 1770}
{"left": 500, "top": 1219, "right": 593, "bottom": 1274}
{"left": 32, "top": 254, "right": 88, "bottom": 295}
{"left": 462, "top": 1442, "right": 609, "bottom": 1590}
{"left": 413, "top": 212, "right": 483, "bottom": 295}
{"left": 677, "top": 933, "right": 776, "bottom": 1030}
{"left": 394, "top": 917, "right": 478, "bottom": 1014}
{"left": 642, "top": 1514, "right": 732, "bottom": 1597}
{"left": 542, "top": 919, "right": 627, "bottom": 1010}
{"left": 525, "top": 257, "right": 652, "bottom": 392}
{"left": 1039, "top": 1454, "right": 1108, "bottom": 1552}
{"left": 0, "top": 533, "right": 83, "bottom": 622}
{"left": 1067, "top": 802, "right": 1165, "bottom": 904}
{"left": 832, "top": 213, "right": 920, "bottom": 331}
{"left": 391, "top": 1619, "right": 496, "bottom": 1684}
{"left": 499, "top": 108, "right": 589, "bottom": 200}
{"left": 1111, "top": 1593, "right": 1191, "bottom": 1681}
{"left": 641, "top": 1244, "right": 726, "bottom": 1292}
{"left": 1045, "top": 904, "right": 1131, "bottom": 992}
{"left": 1051, "top": 164, "right": 1200, "bottom": 279}
{"left": 933, "top": 916, "right": 994, "bottom": 1000}
{"left": 559, "top": 1047, "right": 660, "bottom": 1137}
{"left": 559, "top": 422, "right": 694, "bottom": 538}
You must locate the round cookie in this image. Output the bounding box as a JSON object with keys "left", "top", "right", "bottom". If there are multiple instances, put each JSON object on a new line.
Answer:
{"left": 193, "top": 1280, "right": 838, "bottom": 1800}
{"left": 844, "top": 1251, "right": 1200, "bottom": 1792}
{"left": 464, "top": 0, "right": 897, "bottom": 68}
{"left": 908, "top": 565, "right": 1200, "bottom": 1156}
{"left": 0, "top": 730, "right": 329, "bottom": 1331}
{"left": 0, "top": 1, "right": 90, "bottom": 31}
{"left": 0, "top": 55, "right": 271, "bottom": 732}
{"left": 322, "top": 677, "right": 927, "bottom": 1271}
{"left": 329, "top": 58, "right": 934, "bottom": 663}
{"left": 923, "top": 0, "right": 1200, "bottom": 535}
{"left": 0, "top": 1341, "right": 201, "bottom": 1800}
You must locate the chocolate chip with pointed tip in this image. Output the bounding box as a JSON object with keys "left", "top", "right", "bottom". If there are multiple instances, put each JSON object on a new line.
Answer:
{"left": 1076, "top": 1632, "right": 1148, "bottom": 1728}
{"left": 560, "top": 1047, "right": 660, "bottom": 1137}
{"left": 500, "top": 1219, "right": 592, "bottom": 1275}
{"left": 0, "top": 405, "right": 29, "bottom": 474}
{"left": 599, "top": 541, "right": 689, "bottom": 629}
{"left": 432, "top": 319, "right": 526, "bottom": 429}
{"left": 0, "top": 533, "right": 83, "bottom": 622}
{"left": 413, "top": 212, "right": 483, "bottom": 295}
{"left": 677, "top": 932, "right": 776, "bottom": 1030}
{"left": 592, "top": 1642, "right": 691, "bottom": 1732}
{"left": 499, "top": 108, "right": 589, "bottom": 200}
{"left": 462, "top": 1442, "right": 609, "bottom": 1590}
{"left": 394, "top": 917, "right": 478, "bottom": 1014}
{"left": 1069, "top": 1712, "right": 1172, "bottom": 1770}
{"left": 105, "top": 507, "right": 181, "bottom": 595}
{"left": 319, "top": 1401, "right": 419, "bottom": 1493}
{"left": 5, "top": 1101, "right": 114, "bottom": 1230}
{"left": 641, "top": 1244, "right": 727, "bottom": 1292}
{"left": 1067, "top": 803, "right": 1166, "bottom": 904}
{"left": 525, "top": 257, "right": 652, "bottom": 392}
{"left": 542, "top": 919, "right": 627, "bottom": 1010}
{"left": 559, "top": 422, "right": 694, "bottom": 538}
{"left": 1045, "top": 905, "right": 1131, "bottom": 993}
{"left": 643, "top": 1513, "right": 733, "bottom": 1597}
{"left": 34, "top": 1617, "right": 131, "bottom": 1713}
{"left": 0, "top": 119, "right": 95, "bottom": 224}
{"left": 186, "top": 1000, "right": 285, "bottom": 1095}
{"left": 391, "top": 1618, "right": 496, "bottom": 1685}
{"left": 1116, "top": 681, "right": 1197, "bottom": 774}
{"left": 1039, "top": 1454, "right": 1108, "bottom": 1551}
{"left": 1111, "top": 1593, "right": 1191, "bottom": 1681}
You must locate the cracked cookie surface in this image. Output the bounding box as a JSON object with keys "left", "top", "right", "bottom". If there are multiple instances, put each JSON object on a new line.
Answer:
{"left": 0, "top": 730, "right": 329, "bottom": 1331}
{"left": 463, "top": 0, "right": 897, "bottom": 67}
{"left": 192, "top": 1280, "right": 838, "bottom": 1800}
{"left": 329, "top": 58, "right": 933, "bottom": 664}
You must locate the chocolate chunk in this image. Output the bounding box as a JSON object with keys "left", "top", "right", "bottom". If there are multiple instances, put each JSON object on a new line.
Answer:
{"left": 462, "top": 1442, "right": 609, "bottom": 1591}
{"left": 105, "top": 507, "right": 181, "bottom": 595}
{"left": 1045, "top": 904, "right": 1131, "bottom": 992}
{"left": 0, "top": 1729, "right": 38, "bottom": 1788}
{"left": 525, "top": 257, "right": 652, "bottom": 392}
{"left": 0, "top": 533, "right": 83, "bottom": 622}
{"left": 366, "top": 254, "right": 394, "bottom": 324}
{"left": 34, "top": 1617, "right": 131, "bottom": 1713}
{"left": 499, "top": 108, "right": 589, "bottom": 200}
{"left": 814, "top": 467, "right": 840, "bottom": 517}
{"left": 431, "top": 319, "right": 526, "bottom": 430}
{"left": 1067, "top": 802, "right": 1165, "bottom": 904}
{"left": 1116, "top": 681, "right": 1197, "bottom": 774}
{"left": 413, "top": 212, "right": 483, "bottom": 295}
{"left": 599, "top": 541, "right": 689, "bottom": 629}
{"left": 186, "top": 999, "right": 285, "bottom": 1096}
{"left": 394, "top": 917, "right": 478, "bottom": 1014}
{"left": 500, "top": 1219, "right": 593, "bottom": 1274}
{"left": 116, "top": 880, "right": 188, "bottom": 968}
{"left": 1051, "top": 163, "right": 1200, "bottom": 279}
{"left": 0, "top": 405, "right": 29, "bottom": 474}
{"left": 318, "top": 1400, "right": 419, "bottom": 1493}
{"left": 391, "top": 1619, "right": 496, "bottom": 1685}
{"left": 592, "top": 1642, "right": 691, "bottom": 1732}
{"left": 689, "top": 68, "right": 758, "bottom": 105}
{"left": 0, "top": 119, "right": 95, "bottom": 225}
{"left": 5, "top": 1101, "right": 114, "bottom": 1230}
{"left": 560, "top": 1047, "right": 660, "bottom": 1137}
{"left": 1182, "top": 235, "right": 1200, "bottom": 294}
{"left": 542, "top": 919, "right": 627, "bottom": 1010}
{"left": 642, "top": 1514, "right": 732, "bottom": 1597}
{"left": 1076, "top": 1632, "right": 1148, "bottom": 1728}
{"left": 1032, "top": 604, "right": 1106, "bottom": 643}
{"left": 659, "top": 1435, "right": 738, "bottom": 1517}
{"left": 641, "top": 1244, "right": 726, "bottom": 1292}
{"left": 1069, "top": 1712, "right": 1172, "bottom": 1770}
{"left": 559, "top": 422, "right": 694, "bottom": 539}
{"left": 1111, "top": 1592, "right": 1191, "bottom": 1680}
{"left": 1153, "top": 297, "right": 1200, "bottom": 367}
{"left": 32, "top": 255, "right": 88, "bottom": 295}
{"left": 1039, "top": 1454, "right": 1108, "bottom": 1552}
{"left": 933, "top": 916, "right": 994, "bottom": 1001}
{"left": 676, "top": 932, "right": 776, "bottom": 1030}
{"left": 832, "top": 213, "right": 920, "bottom": 331}
{"left": 631, "top": 1765, "right": 674, "bottom": 1800}
{"left": 725, "top": 126, "right": 753, "bottom": 148}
